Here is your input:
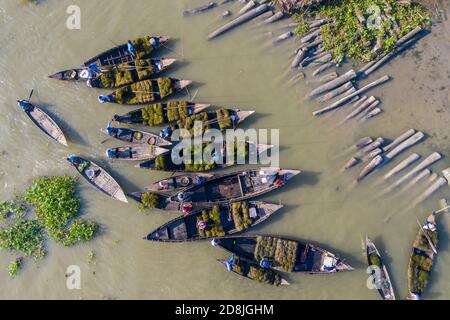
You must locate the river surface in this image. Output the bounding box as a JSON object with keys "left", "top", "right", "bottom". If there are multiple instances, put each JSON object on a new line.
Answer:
{"left": 0, "top": 0, "right": 450, "bottom": 300}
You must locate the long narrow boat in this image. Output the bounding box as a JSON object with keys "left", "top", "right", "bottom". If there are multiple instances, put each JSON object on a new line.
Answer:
{"left": 17, "top": 99, "right": 68, "bottom": 146}
{"left": 137, "top": 141, "right": 273, "bottom": 172}
{"left": 146, "top": 201, "right": 283, "bottom": 242}
{"left": 145, "top": 173, "right": 214, "bottom": 194}
{"left": 407, "top": 213, "right": 439, "bottom": 300}
{"left": 215, "top": 235, "right": 354, "bottom": 274}
{"left": 101, "top": 125, "right": 171, "bottom": 147}
{"left": 106, "top": 145, "right": 169, "bottom": 161}
{"left": 159, "top": 109, "right": 255, "bottom": 139}
{"left": 49, "top": 58, "right": 175, "bottom": 82}
{"left": 87, "top": 58, "right": 176, "bottom": 89}
{"left": 84, "top": 36, "right": 170, "bottom": 67}
{"left": 218, "top": 256, "right": 290, "bottom": 286}
{"left": 129, "top": 168, "right": 300, "bottom": 212}
{"left": 112, "top": 102, "right": 211, "bottom": 126}
{"left": 67, "top": 155, "right": 127, "bottom": 203}
{"left": 365, "top": 237, "right": 396, "bottom": 300}
{"left": 98, "top": 78, "right": 192, "bottom": 105}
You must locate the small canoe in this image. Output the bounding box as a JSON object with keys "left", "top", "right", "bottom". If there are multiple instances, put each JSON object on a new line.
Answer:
{"left": 215, "top": 235, "right": 354, "bottom": 274}
{"left": 160, "top": 109, "right": 255, "bottom": 139}
{"left": 87, "top": 58, "right": 176, "bottom": 88}
{"left": 145, "top": 173, "right": 214, "bottom": 194}
{"left": 218, "top": 256, "right": 290, "bottom": 286}
{"left": 137, "top": 142, "right": 273, "bottom": 172}
{"left": 101, "top": 125, "right": 171, "bottom": 147}
{"left": 49, "top": 58, "right": 175, "bottom": 82}
{"left": 365, "top": 237, "right": 396, "bottom": 300}
{"left": 84, "top": 36, "right": 170, "bottom": 67}
{"left": 67, "top": 155, "right": 127, "bottom": 203}
{"left": 146, "top": 201, "right": 283, "bottom": 242}
{"left": 407, "top": 213, "right": 439, "bottom": 300}
{"left": 106, "top": 145, "right": 169, "bottom": 161}
{"left": 112, "top": 102, "right": 210, "bottom": 126}
{"left": 98, "top": 78, "right": 192, "bottom": 105}
{"left": 17, "top": 100, "right": 67, "bottom": 146}
{"left": 129, "top": 168, "right": 300, "bottom": 212}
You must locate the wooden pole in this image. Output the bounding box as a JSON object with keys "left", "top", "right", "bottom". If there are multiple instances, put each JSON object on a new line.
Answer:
{"left": 309, "top": 70, "right": 356, "bottom": 98}
{"left": 344, "top": 98, "right": 378, "bottom": 121}
{"left": 383, "top": 129, "right": 416, "bottom": 152}
{"left": 316, "top": 82, "right": 353, "bottom": 103}
{"left": 383, "top": 153, "right": 420, "bottom": 180}
{"left": 385, "top": 132, "right": 425, "bottom": 160}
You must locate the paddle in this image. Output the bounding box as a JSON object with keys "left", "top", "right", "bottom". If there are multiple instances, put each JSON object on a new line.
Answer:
{"left": 27, "top": 89, "right": 34, "bottom": 102}
{"left": 416, "top": 217, "right": 438, "bottom": 255}
{"left": 434, "top": 205, "right": 450, "bottom": 215}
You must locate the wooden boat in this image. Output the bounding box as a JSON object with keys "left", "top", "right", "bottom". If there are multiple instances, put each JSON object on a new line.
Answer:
{"left": 84, "top": 36, "right": 169, "bottom": 67}
{"left": 49, "top": 57, "right": 175, "bottom": 82}
{"left": 146, "top": 201, "right": 283, "bottom": 242}
{"left": 365, "top": 237, "right": 396, "bottom": 300}
{"left": 145, "top": 173, "right": 214, "bottom": 194}
{"left": 112, "top": 102, "right": 211, "bottom": 126}
{"left": 17, "top": 99, "right": 68, "bottom": 146}
{"left": 159, "top": 109, "right": 255, "bottom": 139}
{"left": 98, "top": 78, "right": 192, "bottom": 105}
{"left": 137, "top": 141, "right": 273, "bottom": 172}
{"left": 407, "top": 213, "right": 439, "bottom": 300}
{"left": 129, "top": 168, "right": 300, "bottom": 212}
{"left": 101, "top": 125, "right": 171, "bottom": 147}
{"left": 87, "top": 58, "right": 176, "bottom": 88}
{"left": 67, "top": 155, "right": 127, "bottom": 203}
{"left": 215, "top": 235, "right": 354, "bottom": 274}
{"left": 218, "top": 256, "right": 290, "bottom": 286}
{"left": 106, "top": 145, "right": 169, "bottom": 161}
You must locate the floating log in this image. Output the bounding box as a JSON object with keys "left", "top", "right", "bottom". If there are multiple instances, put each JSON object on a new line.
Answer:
{"left": 358, "top": 59, "right": 377, "bottom": 74}
{"left": 313, "top": 62, "right": 335, "bottom": 77}
{"left": 389, "top": 152, "right": 442, "bottom": 190}
{"left": 357, "top": 155, "right": 384, "bottom": 182}
{"left": 262, "top": 11, "right": 284, "bottom": 24}
{"left": 309, "top": 19, "right": 327, "bottom": 29}
{"left": 273, "top": 31, "right": 294, "bottom": 44}
{"left": 383, "top": 153, "right": 420, "bottom": 180}
{"left": 257, "top": 10, "right": 274, "bottom": 21}
{"left": 361, "top": 138, "right": 385, "bottom": 154}
{"left": 303, "top": 36, "right": 323, "bottom": 51}
{"left": 356, "top": 136, "right": 373, "bottom": 149}
{"left": 279, "top": 22, "right": 300, "bottom": 29}
{"left": 362, "top": 107, "right": 382, "bottom": 121}
{"left": 301, "top": 29, "right": 321, "bottom": 43}
{"left": 345, "top": 157, "right": 360, "bottom": 170}
{"left": 383, "top": 129, "right": 417, "bottom": 153}
{"left": 184, "top": 2, "right": 217, "bottom": 15}
{"left": 308, "top": 72, "right": 339, "bottom": 86}
{"left": 316, "top": 82, "right": 353, "bottom": 103}
{"left": 363, "top": 148, "right": 383, "bottom": 162}
{"left": 403, "top": 169, "right": 431, "bottom": 191}
{"left": 356, "top": 100, "right": 381, "bottom": 120}
{"left": 313, "top": 75, "right": 390, "bottom": 116}
{"left": 291, "top": 49, "right": 306, "bottom": 68}
{"left": 309, "top": 70, "right": 356, "bottom": 98}
{"left": 413, "top": 177, "right": 447, "bottom": 207}
{"left": 238, "top": 0, "right": 256, "bottom": 15}
{"left": 385, "top": 132, "right": 425, "bottom": 161}
{"left": 344, "top": 97, "right": 377, "bottom": 121}
{"left": 208, "top": 4, "right": 269, "bottom": 40}
{"left": 301, "top": 51, "right": 330, "bottom": 66}
{"left": 311, "top": 53, "right": 332, "bottom": 65}
{"left": 442, "top": 168, "right": 450, "bottom": 186}
{"left": 333, "top": 87, "right": 357, "bottom": 105}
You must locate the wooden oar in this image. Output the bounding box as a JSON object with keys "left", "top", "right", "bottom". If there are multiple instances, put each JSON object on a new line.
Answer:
{"left": 416, "top": 218, "right": 438, "bottom": 255}
{"left": 434, "top": 205, "right": 450, "bottom": 215}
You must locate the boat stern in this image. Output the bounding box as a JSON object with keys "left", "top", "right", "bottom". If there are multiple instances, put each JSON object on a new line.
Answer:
{"left": 235, "top": 110, "right": 255, "bottom": 123}
{"left": 160, "top": 58, "right": 177, "bottom": 69}
{"left": 175, "top": 79, "right": 193, "bottom": 90}
{"left": 192, "top": 103, "right": 211, "bottom": 114}
{"left": 281, "top": 169, "right": 302, "bottom": 181}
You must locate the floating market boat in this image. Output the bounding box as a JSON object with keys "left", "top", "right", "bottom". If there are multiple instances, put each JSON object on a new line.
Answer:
{"left": 365, "top": 237, "right": 396, "bottom": 300}
{"left": 87, "top": 58, "right": 176, "bottom": 88}
{"left": 159, "top": 109, "right": 255, "bottom": 139}
{"left": 98, "top": 78, "right": 192, "bottom": 104}
{"left": 129, "top": 168, "right": 300, "bottom": 212}
{"left": 17, "top": 94, "right": 68, "bottom": 147}
{"left": 84, "top": 36, "right": 169, "bottom": 67}
{"left": 137, "top": 141, "right": 273, "bottom": 172}
{"left": 112, "top": 102, "right": 211, "bottom": 126}
{"left": 215, "top": 235, "right": 354, "bottom": 274}
{"left": 145, "top": 201, "right": 283, "bottom": 242}
{"left": 407, "top": 213, "right": 439, "bottom": 300}
{"left": 218, "top": 256, "right": 290, "bottom": 286}
{"left": 49, "top": 57, "right": 175, "bottom": 82}
{"left": 101, "top": 124, "right": 171, "bottom": 147}
{"left": 145, "top": 173, "right": 214, "bottom": 194}
{"left": 106, "top": 145, "right": 169, "bottom": 161}
{"left": 67, "top": 155, "right": 127, "bottom": 203}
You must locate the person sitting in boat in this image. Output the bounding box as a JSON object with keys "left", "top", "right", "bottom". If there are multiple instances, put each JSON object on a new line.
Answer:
{"left": 98, "top": 95, "right": 113, "bottom": 104}
{"left": 67, "top": 155, "right": 89, "bottom": 173}
{"left": 106, "top": 124, "right": 133, "bottom": 141}
{"left": 182, "top": 202, "right": 193, "bottom": 215}
{"left": 160, "top": 127, "right": 172, "bottom": 139}
{"left": 127, "top": 41, "right": 137, "bottom": 59}
{"left": 226, "top": 255, "right": 235, "bottom": 272}
{"left": 259, "top": 259, "right": 272, "bottom": 269}
{"left": 150, "top": 37, "right": 160, "bottom": 49}
{"left": 211, "top": 238, "right": 220, "bottom": 247}
{"left": 17, "top": 100, "right": 34, "bottom": 113}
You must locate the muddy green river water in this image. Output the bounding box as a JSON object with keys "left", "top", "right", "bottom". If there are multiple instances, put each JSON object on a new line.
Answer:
{"left": 0, "top": 0, "right": 450, "bottom": 299}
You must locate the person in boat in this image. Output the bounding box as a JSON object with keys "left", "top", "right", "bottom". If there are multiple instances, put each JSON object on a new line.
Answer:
{"left": 107, "top": 148, "right": 132, "bottom": 159}
{"left": 160, "top": 127, "right": 172, "bottom": 139}
{"left": 106, "top": 124, "right": 134, "bottom": 142}
{"left": 260, "top": 259, "right": 273, "bottom": 269}
{"left": 182, "top": 202, "right": 193, "bottom": 216}
{"left": 67, "top": 156, "right": 91, "bottom": 174}
{"left": 226, "top": 255, "right": 235, "bottom": 272}
{"left": 98, "top": 95, "right": 114, "bottom": 104}
{"left": 17, "top": 100, "right": 34, "bottom": 113}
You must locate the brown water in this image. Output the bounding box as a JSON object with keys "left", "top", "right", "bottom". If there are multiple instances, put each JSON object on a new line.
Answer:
{"left": 0, "top": 0, "right": 449, "bottom": 300}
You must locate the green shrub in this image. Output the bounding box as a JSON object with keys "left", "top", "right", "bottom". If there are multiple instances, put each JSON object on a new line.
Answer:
{"left": 196, "top": 206, "right": 225, "bottom": 238}
{"left": 135, "top": 59, "right": 154, "bottom": 80}
{"left": 62, "top": 219, "right": 97, "bottom": 247}
{"left": 0, "top": 219, "right": 44, "bottom": 258}
{"left": 141, "top": 192, "right": 161, "bottom": 209}
{"left": 0, "top": 200, "right": 26, "bottom": 220}
{"left": 157, "top": 77, "right": 173, "bottom": 98}
{"left": 216, "top": 109, "right": 232, "bottom": 130}
{"left": 167, "top": 101, "right": 189, "bottom": 122}
{"left": 8, "top": 259, "right": 22, "bottom": 278}
{"left": 142, "top": 103, "right": 164, "bottom": 126}
{"left": 132, "top": 36, "right": 155, "bottom": 59}
{"left": 254, "top": 236, "right": 298, "bottom": 272}
{"left": 232, "top": 202, "right": 252, "bottom": 231}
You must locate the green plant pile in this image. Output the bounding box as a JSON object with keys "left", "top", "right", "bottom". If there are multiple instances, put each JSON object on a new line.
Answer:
{"left": 216, "top": 109, "right": 233, "bottom": 130}
{"left": 99, "top": 69, "right": 134, "bottom": 88}
{"left": 294, "top": 0, "right": 430, "bottom": 63}
{"left": 8, "top": 259, "right": 22, "bottom": 278}
{"left": 0, "top": 219, "right": 44, "bottom": 258}
{"left": 142, "top": 103, "right": 165, "bottom": 126}
{"left": 140, "top": 192, "right": 162, "bottom": 209}
{"left": 157, "top": 77, "right": 173, "bottom": 98}
{"left": 167, "top": 101, "right": 190, "bottom": 122}
{"left": 369, "top": 252, "right": 381, "bottom": 267}
{"left": 184, "top": 143, "right": 217, "bottom": 172}
{"left": 233, "top": 257, "right": 282, "bottom": 286}
{"left": 135, "top": 59, "right": 155, "bottom": 80}
{"left": 254, "top": 236, "right": 298, "bottom": 272}
{"left": 170, "top": 112, "right": 210, "bottom": 137}
{"left": 115, "top": 80, "right": 154, "bottom": 104}
{"left": 154, "top": 154, "right": 170, "bottom": 171}
{"left": 232, "top": 202, "right": 252, "bottom": 232}
{"left": 131, "top": 36, "right": 156, "bottom": 59}
{"left": 196, "top": 206, "right": 225, "bottom": 238}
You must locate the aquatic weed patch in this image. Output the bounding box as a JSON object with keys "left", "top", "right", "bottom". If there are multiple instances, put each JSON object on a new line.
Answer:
{"left": 0, "top": 219, "right": 44, "bottom": 258}
{"left": 294, "top": 0, "right": 430, "bottom": 63}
